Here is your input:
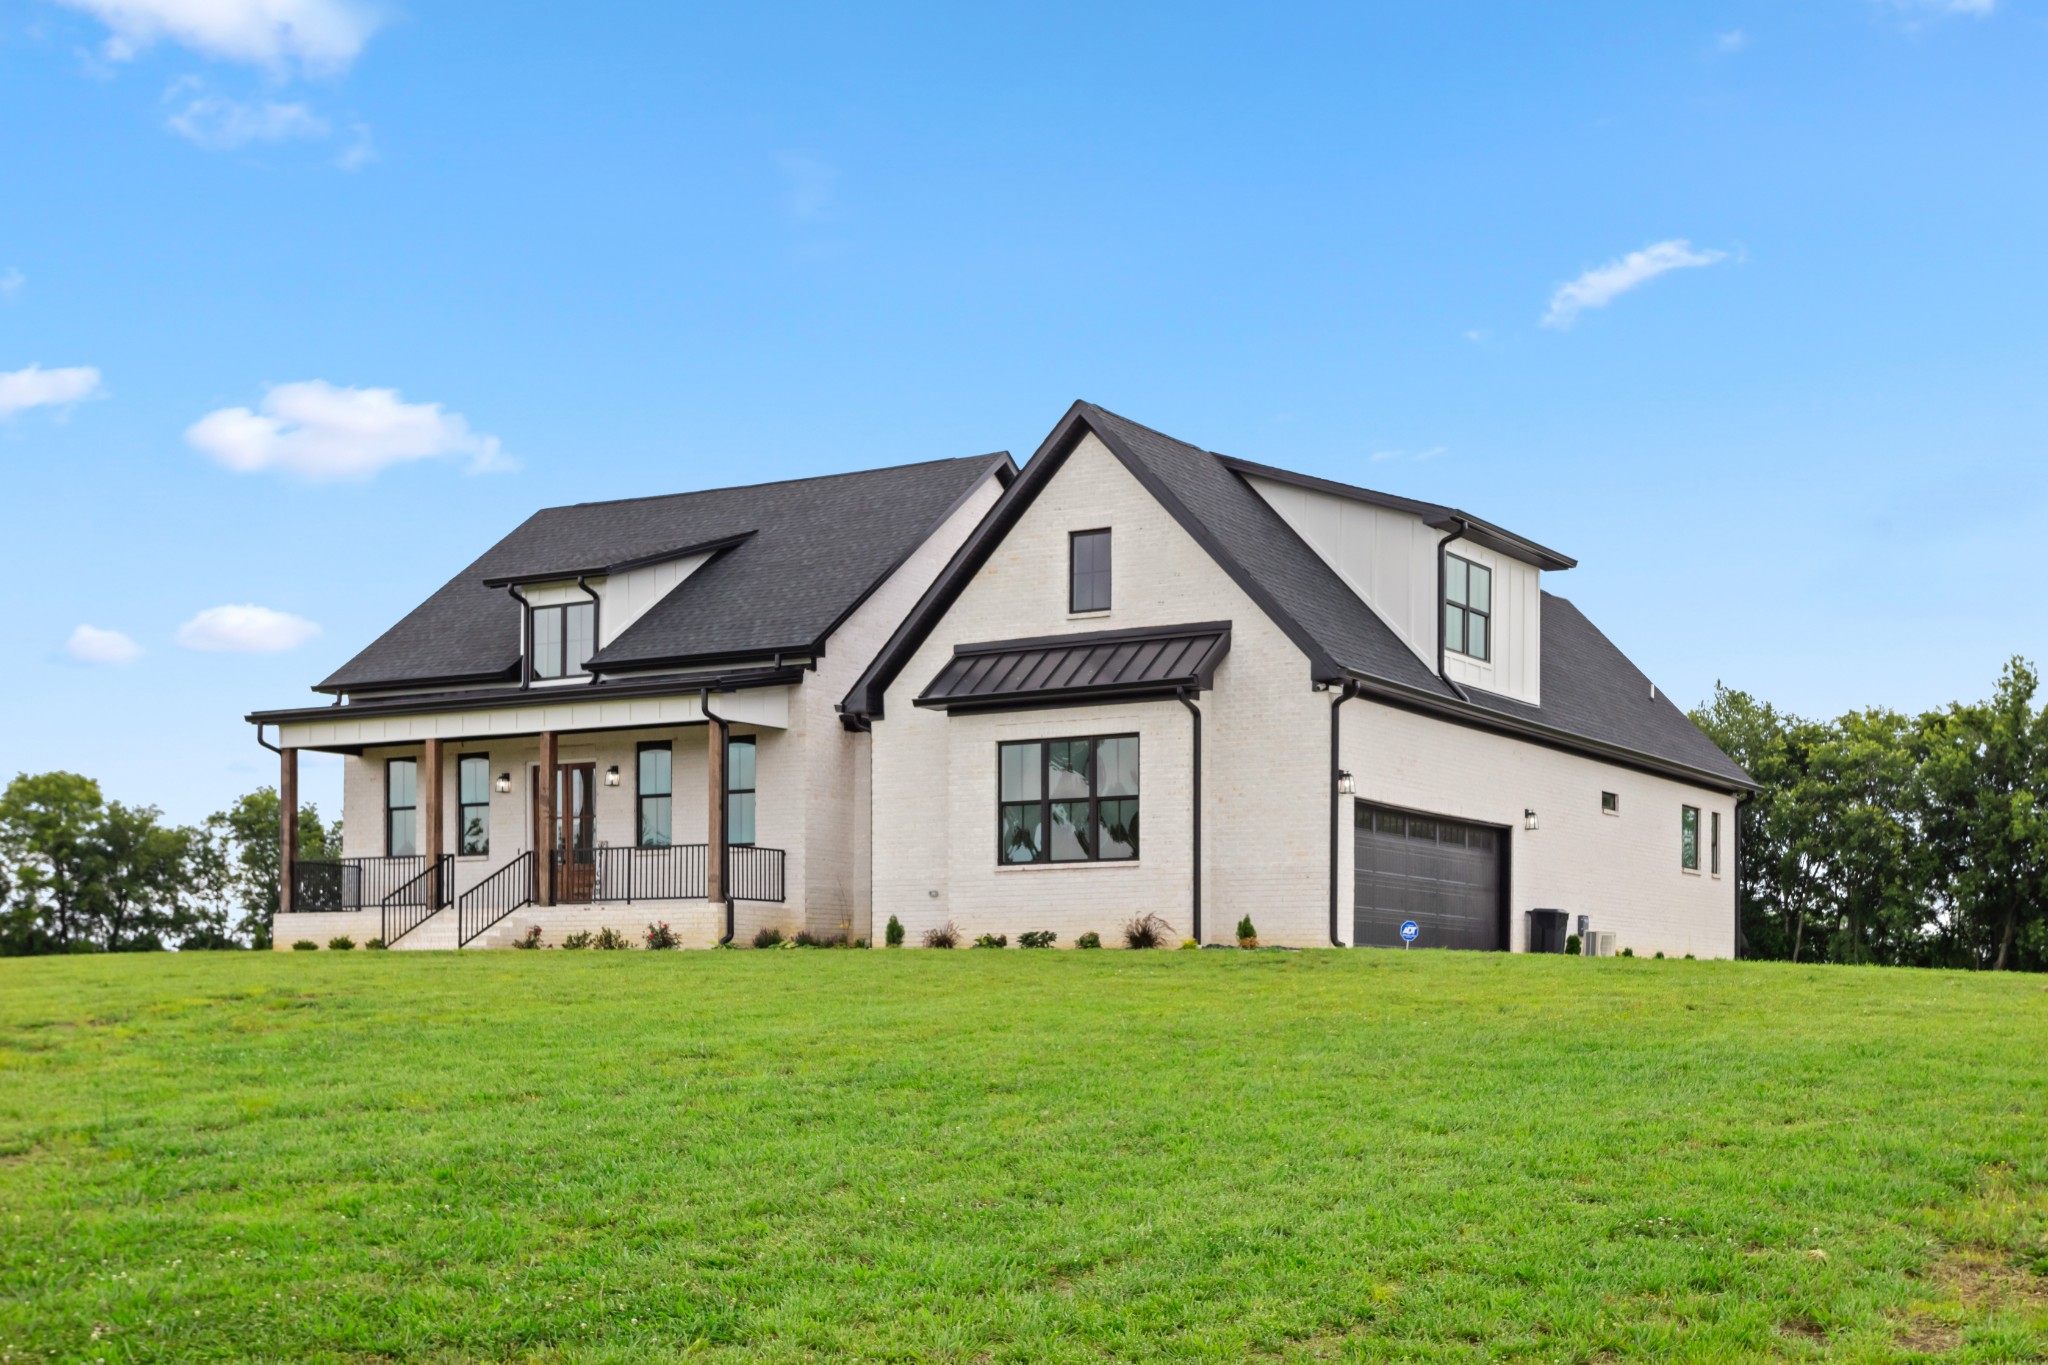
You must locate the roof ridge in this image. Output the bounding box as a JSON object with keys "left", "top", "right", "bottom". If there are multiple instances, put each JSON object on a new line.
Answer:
{"left": 1078, "top": 402, "right": 1223, "bottom": 458}
{"left": 544, "top": 450, "right": 1010, "bottom": 513}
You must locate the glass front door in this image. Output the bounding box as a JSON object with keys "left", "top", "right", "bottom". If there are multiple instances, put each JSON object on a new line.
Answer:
{"left": 549, "top": 763, "right": 597, "bottom": 903}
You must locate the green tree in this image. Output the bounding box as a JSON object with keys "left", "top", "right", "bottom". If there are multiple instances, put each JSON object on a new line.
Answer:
{"left": 81, "top": 801, "right": 196, "bottom": 952}
{"left": 0, "top": 772, "right": 107, "bottom": 954}
{"left": 203, "top": 788, "right": 339, "bottom": 950}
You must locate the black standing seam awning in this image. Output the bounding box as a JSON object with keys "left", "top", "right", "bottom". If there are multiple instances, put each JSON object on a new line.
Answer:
{"left": 914, "top": 621, "right": 1232, "bottom": 712}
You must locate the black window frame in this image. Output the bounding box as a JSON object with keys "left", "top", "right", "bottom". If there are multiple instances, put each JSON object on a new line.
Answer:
{"left": 636, "top": 741, "right": 672, "bottom": 848}
{"left": 1710, "top": 810, "right": 1721, "bottom": 876}
{"left": 1601, "top": 790, "right": 1619, "bottom": 815}
{"left": 995, "top": 733, "right": 1139, "bottom": 865}
{"left": 456, "top": 753, "right": 491, "bottom": 856}
{"left": 529, "top": 600, "right": 598, "bottom": 680}
{"left": 1681, "top": 804, "right": 1701, "bottom": 871}
{"left": 727, "top": 734, "right": 757, "bottom": 846}
{"left": 385, "top": 757, "right": 418, "bottom": 857}
{"left": 1069, "top": 528, "right": 1112, "bottom": 613}
{"left": 1443, "top": 552, "right": 1493, "bottom": 663}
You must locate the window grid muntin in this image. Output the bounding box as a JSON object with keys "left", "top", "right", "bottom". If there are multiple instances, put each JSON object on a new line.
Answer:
{"left": 995, "top": 733, "right": 1139, "bottom": 865}
{"left": 1444, "top": 553, "right": 1493, "bottom": 662}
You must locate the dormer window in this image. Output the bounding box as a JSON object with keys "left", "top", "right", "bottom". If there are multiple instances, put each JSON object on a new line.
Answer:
{"left": 531, "top": 601, "right": 595, "bottom": 679}
{"left": 1444, "top": 554, "right": 1491, "bottom": 662}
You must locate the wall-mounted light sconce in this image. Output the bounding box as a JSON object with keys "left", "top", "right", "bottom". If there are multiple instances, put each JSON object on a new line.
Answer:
{"left": 1524, "top": 808, "right": 1540, "bottom": 831}
{"left": 494, "top": 772, "right": 512, "bottom": 794}
{"left": 604, "top": 765, "right": 621, "bottom": 787}
{"left": 1336, "top": 769, "right": 1355, "bottom": 796}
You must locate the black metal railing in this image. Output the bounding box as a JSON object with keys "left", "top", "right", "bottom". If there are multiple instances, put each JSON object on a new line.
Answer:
{"left": 288, "top": 855, "right": 427, "bottom": 912}
{"left": 380, "top": 855, "right": 452, "bottom": 946}
{"left": 457, "top": 851, "right": 533, "bottom": 948}
{"left": 724, "top": 845, "right": 785, "bottom": 904}
{"left": 588, "top": 844, "right": 707, "bottom": 903}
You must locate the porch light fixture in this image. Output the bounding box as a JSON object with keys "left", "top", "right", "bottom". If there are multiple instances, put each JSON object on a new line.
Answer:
{"left": 1335, "top": 769, "right": 1355, "bottom": 796}
{"left": 494, "top": 772, "right": 512, "bottom": 794}
{"left": 1524, "top": 808, "right": 1540, "bottom": 831}
{"left": 604, "top": 765, "right": 621, "bottom": 787}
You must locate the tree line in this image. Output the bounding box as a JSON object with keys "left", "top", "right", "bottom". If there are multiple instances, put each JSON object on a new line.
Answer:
{"left": 0, "top": 772, "right": 336, "bottom": 955}
{"left": 1690, "top": 657, "right": 2047, "bottom": 971}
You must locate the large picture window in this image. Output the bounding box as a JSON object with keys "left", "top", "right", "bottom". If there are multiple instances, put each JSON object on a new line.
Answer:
{"left": 457, "top": 754, "right": 490, "bottom": 856}
{"left": 1070, "top": 529, "right": 1112, "bottom": 613}
{"left": 386, "top": 758, "right": 418, "bottom": 857}
{"left": 997, "top": 735, "right": 1139, "bottom": 864}
{"left": 530, "top": 601, "right": 596, "bottom": 679}
{"left": 637, "top": 742, "right": 672, "bottom": 847}
{"left": 1444, "top": 554, "right": 1491, "bottom": 662}
{"left": 728, "top": 736, "right": 756, "bottom": 845}
{"left": 1681, "top": 805, "right": 1701, "bottom": 871}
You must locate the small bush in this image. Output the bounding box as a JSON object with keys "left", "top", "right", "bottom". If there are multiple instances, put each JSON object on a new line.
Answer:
{"left": 592, "top": 927, "right": 632, "bottom": 950}
{"left": 885, "top": 914, "right": 905, "bottom": 947}
{"left": 1235, "top": 914, "right": 1257, "bottom": 944}
{"left": 644, "top": 922, "right": 678, "bottom": 950}
{"left": 363, "top": 937, "right": 387, "bottom": 950}
{"left": 1122, "top": 914, "right": 1173, "bottom": 950}
{"left": 973, "top": 932, "right": 1008, "bottom": 949}
{"left": 327, "top": 935, "right": 354, "bottom": 951}
{"left": 753, "top": 926, "right": 784, "bottom": 949}
{"left": 1621, "top": 946, "right": 1635, "bottom": 958}
{"left": 1565, "top": 933, "right": 1581, "bottom": 956}
{"left": 1653, "top": 950, "right": 1665, "bottom": 960}
{"left": 793, "top": 930, "right": 819, "bottom": 947}
{"left": 1684, "top": 953, "right": 1696, "bottom": 960}
{"left": 291, "top": 940, "right": 319, "bottom": 951}
{"left": 511, "top": 925, "right": 545, "bottom": 950}
{"left": 1018, "top": 930, "right": 1057, "bottom": 949}
{"left": 923, "top": 921, "right": 959, "bottom": 949}
{"left": 561, "top": 930, "right": 593, "bottom": 950}
{"left": 1076, "top": 931, "right": 1101, "bottom": 950}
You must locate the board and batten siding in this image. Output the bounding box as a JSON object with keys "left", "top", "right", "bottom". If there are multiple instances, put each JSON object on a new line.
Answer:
{"left": 1241, "top": 473, "right": 1543, "bottom": 705}
{"left": 516, "top": 551, "right": 716, "bottom": 648}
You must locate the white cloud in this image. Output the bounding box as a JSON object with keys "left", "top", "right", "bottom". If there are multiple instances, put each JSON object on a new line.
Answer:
{"left": 0, "top": 363, "right": 104, "bottom": 417}
{"left": 186, "top": 380, "right": 508, "bottom": 480}
{"left": 334, "top": 121, "right": 375, "bottom": 170}
{"left": 0, "top": 268, "right": 22, "bottom": 298}
{"left": 167, "top": 91, "right": 327, "bottom": 149}
{"left": 54, "top": 0, "right": 381, "bottom": 75}
{"left": 1715, "top": 29, "right": 1749, "bottom": 53}
{"left": 66, "top": 624, "right": 144, "bottom": 665}
{"left": 1541, "top": 239, "right": 1728, "bottom": 329}
{"left": 175, "top": 604, "right": 320, "bottom": 652}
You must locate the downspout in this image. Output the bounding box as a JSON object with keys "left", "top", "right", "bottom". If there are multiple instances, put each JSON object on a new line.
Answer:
{"left": 254, "top": 723, "right": 282, "bottom": 757}
{"left": 1176, "top": 688, "right": 1202, "bottom": 943}
{"left": 504, "top": 584, "right": 533, "bottom": 689}
{"left": 1434, "top": 519, "right": 1472, "bottom": 702}
{"left": 574, "top": 576, "right": 602, "bottom": 684}
{"left": 1328, "top": 681, "right": 1359, "bottom": 947}
{"left": 700, "top": 687, "right": 736, "bottom": 946}
{"left": 1732, "top": 792, "right": 1747, "bottom": 960}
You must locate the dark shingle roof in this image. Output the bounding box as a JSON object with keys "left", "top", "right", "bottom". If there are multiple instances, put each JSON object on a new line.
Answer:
{"left": 915, "top": 621, "right": 1232, "bottom": 712}
{"left": 319, "top": 453, "right": 1009, "bottom": 693}
{"left": 844, "top": 402, "right": 1751, "bottom": 791}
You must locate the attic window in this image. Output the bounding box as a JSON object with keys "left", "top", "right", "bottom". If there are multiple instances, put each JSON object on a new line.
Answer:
{"left": 531, "top": 602, "right": 595, "bottom": 679}
{"left": 1070, "top": 529, "right": 1111, "bottom": 613}
{"left": 1444, "top": 554, "right": 1491, "bottom": 662}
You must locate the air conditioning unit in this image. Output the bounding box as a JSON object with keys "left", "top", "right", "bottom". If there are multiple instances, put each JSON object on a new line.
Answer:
{"left": 1583, "top": 930, "right": 1618, "bottom": 958}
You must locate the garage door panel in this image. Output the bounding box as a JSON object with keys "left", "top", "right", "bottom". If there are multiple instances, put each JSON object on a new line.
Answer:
{"left": 1353, "top": 803, "right": 1504, "bottom": 951}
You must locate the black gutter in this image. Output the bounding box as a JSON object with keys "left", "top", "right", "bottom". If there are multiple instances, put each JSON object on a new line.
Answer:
{"left": 1328, "top": 681, "right": 1358, "bottom": 947}
{"left": 1176, "top": 687, "right": 1202, "bottom": 943}
{"left": 700, "top": 688, "right": 736, "bottom": 947}
{"left": 247, "top": 666, "right": 805, "bottom": 727}
{"left": 1434, "top": 520, "right": 1471, "bottom": 703}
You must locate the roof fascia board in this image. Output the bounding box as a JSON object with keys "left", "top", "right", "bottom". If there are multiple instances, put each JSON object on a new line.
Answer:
{"left": 314, "top": 663, "right": 520, "bottom": 698}
{"left": 250, "top": 665, "right": 805, "bottom": 727}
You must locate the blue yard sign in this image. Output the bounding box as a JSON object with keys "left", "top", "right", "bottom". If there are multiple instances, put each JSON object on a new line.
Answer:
{"left": 1399, "top": 920, "right": 1419, "bottom": 947}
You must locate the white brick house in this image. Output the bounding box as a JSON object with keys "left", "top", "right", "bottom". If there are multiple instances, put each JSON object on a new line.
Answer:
{"left": 840, "top": 403, "right": 1753, "bottom": 956}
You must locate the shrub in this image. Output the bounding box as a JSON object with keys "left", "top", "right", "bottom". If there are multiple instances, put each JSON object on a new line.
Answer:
{"left": 1122, "top": 914, "right": 1173, "bottom": 950}
{"left": 1018, "top": 930, "right": 1057, "bottom": 949}
{"left": 327, "top": 936, "right": 354, "bottom": 951}
{"left": 885, "top": 914, "right": 905, "bottom": 947}
{"left": 561, "top": 930, "right": 593, "bottom": 950}
{"left": 973, "top": 932, "right": 1008, "bottom": 949}
{"left": 923, "top": 921, "right": 959, "bottom": 949}
{"left": 364, "top": 937, "right": 386, "bottom": 950}
{"left": 1653, "top": 950, "right": 1665, "bottom": 960}
{"left": 793, "top": 930, "right": 819, "bottom": 947}
{"left": 1565, "top": 933, "right": 1581, "bottom": 956}
{"left": 1684, "top": 953, "right": 1696, "bottom": 960}
{"left": 511, "top": 926, "right": 545, "bottom": 950}
{"left": 1075, "top": 931, "right": 1101, "bottom": 950}
{"left": 592, "top": 927, "right": 632, "bottom": 950}
{"left": 753, "top": 926, "right": 784, "bottom": 949}
{"left": 644, "top": 922, "right": 679, "bottom": 950}
{"left": 291, "top": 940, "right": 319, "bottom": 951}
{"left": 1236, "top": 915, "right": 1257, "bottom": 944}
{"left": 1621, "top": 946, "right": 1635, "bottom": 958}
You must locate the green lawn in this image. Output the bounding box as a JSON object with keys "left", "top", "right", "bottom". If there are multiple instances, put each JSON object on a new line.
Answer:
{"left": 1, "top": 949, "right": 2044, "bottom": 1363}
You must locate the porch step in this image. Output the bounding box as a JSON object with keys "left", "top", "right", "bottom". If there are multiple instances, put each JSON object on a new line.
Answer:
{"left": 388, "top": 907, "right": 464, "bottom": 950}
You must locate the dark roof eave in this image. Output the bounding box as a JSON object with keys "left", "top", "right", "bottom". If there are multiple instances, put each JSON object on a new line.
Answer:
{"left": 248, "top": 665, "right": 806, "bottom": 727}
{"left": 479, "top": 531, "right": 758, "bottom": 588}
{"left": 314, "top": 662, "right": 521, "bottom": 697}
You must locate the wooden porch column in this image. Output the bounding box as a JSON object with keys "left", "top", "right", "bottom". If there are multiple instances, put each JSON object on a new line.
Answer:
{"left": 706, "top": 715, "right": 729, "bottom": 904}
{"left": 277, "top": 746, "right": 299, "bottom": 916}
{"left": 421, "top": 738, "right": 444, "bottom": 904}
{"left": 537, "top": 730, "right": 558, "bottom": 906}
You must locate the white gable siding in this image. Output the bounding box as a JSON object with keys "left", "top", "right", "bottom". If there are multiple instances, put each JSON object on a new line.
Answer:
{"left": 517, "top": 551, "right": 715, "bottom": 646}
{"left": 1439, "top": 540, "right": 1541, "bottom": 704}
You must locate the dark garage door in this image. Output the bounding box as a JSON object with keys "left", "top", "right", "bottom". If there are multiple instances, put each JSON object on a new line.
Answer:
{"left": 1353, "top": 804, "right": 1507, "bottom": 950}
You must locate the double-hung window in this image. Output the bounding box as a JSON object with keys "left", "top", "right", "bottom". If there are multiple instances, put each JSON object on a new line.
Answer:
{"left": 530, "top": 601, "right": 596, "bottom": 679}
{"left": 998, "top": 735, "right": 1139, "bottom": 864}
{"left": 457, "top": 754, "right": 490, "bottom": 855}
{"left": 1681, "top": 805, "right": 1701, "bottom": 871}
{"left": 1444, "top": 554, "right": 1491, "bottom": 662}
{"left": 1070, "top": 529, "right": 1112, "bottom": 612}
{"left": 386, "top": 758, "right": 418, "bottom": 857}
{"left": 637, "top": 743, "right": 672, "bottom": 847}
{"left": 727, "top": 736, "right": 757, "bottom": 845}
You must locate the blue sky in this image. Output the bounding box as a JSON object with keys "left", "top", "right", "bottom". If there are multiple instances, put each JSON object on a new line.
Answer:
{"left": 3, "top": 0, "right": 2044, "bottom": 826}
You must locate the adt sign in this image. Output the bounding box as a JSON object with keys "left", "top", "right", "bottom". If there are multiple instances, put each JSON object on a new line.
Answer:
{"left": 1399, "top": 920, "right": 1419, "bottom": 947}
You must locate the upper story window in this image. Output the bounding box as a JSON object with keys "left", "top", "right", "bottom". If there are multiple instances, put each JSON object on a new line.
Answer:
{"left": 1444, "top": 554, "right": 1491, "bottom": 662}
{"left": 531, "top": 601, "right": 595, "bottom": 679}
{"left": 1070, "top": 529, "right": 1112, "bottom": 613}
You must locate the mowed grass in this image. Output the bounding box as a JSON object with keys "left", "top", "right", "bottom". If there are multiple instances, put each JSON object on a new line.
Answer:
{"left": 1, "top": 950, "right": 2044, "bottom": 1363}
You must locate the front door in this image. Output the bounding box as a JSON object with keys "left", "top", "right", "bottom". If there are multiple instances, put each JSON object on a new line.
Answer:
{"left": 538, "top": 763, "right": 598, "bottom": 903}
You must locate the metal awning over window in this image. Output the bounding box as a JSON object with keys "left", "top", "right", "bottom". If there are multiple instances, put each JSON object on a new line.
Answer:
{"left": 914, "top": 621, "right": 1231, "bottom": 713}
